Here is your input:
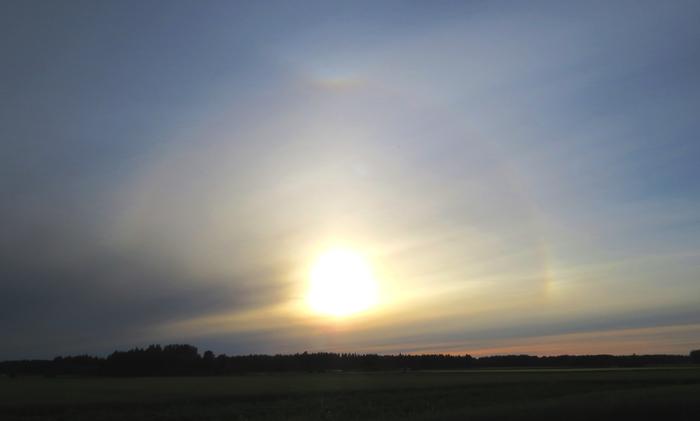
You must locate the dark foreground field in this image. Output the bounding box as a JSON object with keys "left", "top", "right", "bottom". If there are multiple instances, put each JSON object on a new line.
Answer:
{"left": 2, "top": 367, "right": 700, "bottom": 420}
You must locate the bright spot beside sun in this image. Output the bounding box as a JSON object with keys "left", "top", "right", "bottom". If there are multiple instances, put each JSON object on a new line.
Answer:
{"left": 307, "top": 249, "right": 379, "bottom": 317}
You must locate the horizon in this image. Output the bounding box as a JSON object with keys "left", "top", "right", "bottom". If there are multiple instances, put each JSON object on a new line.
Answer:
{"left": 6, "top": 346, "right": 700, "bottom": 363}
{"left": 5, "top": 341, "right": 698, "bottom": 363}
{"left": 3, "top": 0, "right": 700, "bottom": 361}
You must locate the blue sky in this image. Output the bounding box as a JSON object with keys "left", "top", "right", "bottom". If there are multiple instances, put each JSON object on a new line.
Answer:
{"left": 2, "top": 0, "right": 700, "bottom": 359}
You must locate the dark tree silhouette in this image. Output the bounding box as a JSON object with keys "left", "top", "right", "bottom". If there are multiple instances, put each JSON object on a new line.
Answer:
{"left": 0, "top": 345, "right": 694, "bottom": 377}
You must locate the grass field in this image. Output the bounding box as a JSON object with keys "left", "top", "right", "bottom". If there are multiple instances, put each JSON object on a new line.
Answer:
{"left": 2, "top": 367, "right": 700, "bottom": 420}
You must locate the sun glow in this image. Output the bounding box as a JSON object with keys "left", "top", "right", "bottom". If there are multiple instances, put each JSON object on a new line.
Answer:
{"left": 307, "top": 248, "right": 379, "bottom": 317}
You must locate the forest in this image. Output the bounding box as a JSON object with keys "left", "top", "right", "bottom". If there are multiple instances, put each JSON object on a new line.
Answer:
{"left": 2, "top": 344, "right": 698, "bottom": 377}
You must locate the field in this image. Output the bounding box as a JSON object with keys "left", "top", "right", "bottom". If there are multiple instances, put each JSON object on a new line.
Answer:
{"left": 2, "top": 367, "right": 700, "bottom": 420}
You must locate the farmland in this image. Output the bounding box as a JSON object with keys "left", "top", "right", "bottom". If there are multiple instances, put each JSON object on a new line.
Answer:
{"left": 2, "top": 367, "right": 700, "bottom": 420}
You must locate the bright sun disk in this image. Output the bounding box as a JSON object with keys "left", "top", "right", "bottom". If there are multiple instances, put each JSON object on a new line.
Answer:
{"left": 307, "top": 249, "right": 378, "bottom": 317}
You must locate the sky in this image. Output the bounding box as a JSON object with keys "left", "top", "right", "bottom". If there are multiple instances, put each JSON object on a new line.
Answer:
{"left": 2, "top": 0, "right": 700, "bottom": 360}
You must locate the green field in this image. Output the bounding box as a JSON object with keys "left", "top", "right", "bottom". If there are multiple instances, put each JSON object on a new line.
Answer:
{"left": 2, "top": 367, "right": 700, "bottom": 420}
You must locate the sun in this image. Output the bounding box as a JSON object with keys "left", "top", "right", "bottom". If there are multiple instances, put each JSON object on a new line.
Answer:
{"left": 307, "top": 248, "right": 379, "bottom": 317}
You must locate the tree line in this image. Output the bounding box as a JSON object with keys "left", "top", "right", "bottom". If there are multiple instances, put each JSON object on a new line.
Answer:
{"left": 1, "top": 344, "right": 698, "bottom": 377}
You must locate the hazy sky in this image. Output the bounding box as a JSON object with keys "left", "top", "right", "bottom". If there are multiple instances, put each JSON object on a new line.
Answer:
{"left": 2, "top": 0, "right": 700, "bottom": 359}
